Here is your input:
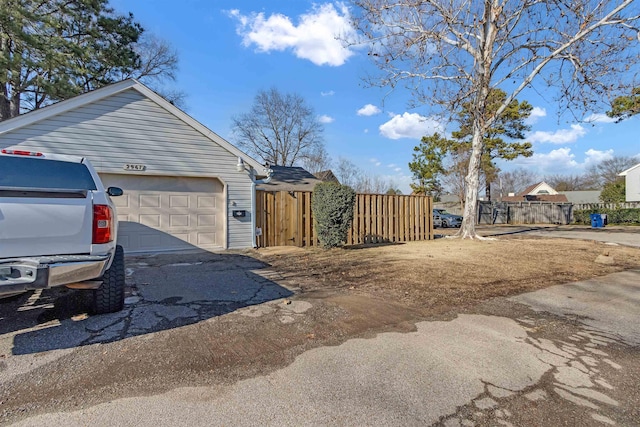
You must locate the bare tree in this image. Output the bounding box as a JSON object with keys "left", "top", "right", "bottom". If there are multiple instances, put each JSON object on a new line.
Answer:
{"left": 334, "top": 157, "right": 395, "bottom": 193}
{"left": 352, "top": 0, "right": 640, "bottom": 239}
{"left": 335, "top": 157, "right": 363, "bottom": 189}
{"left": 356, "top": 173, "right": 395, "bottom": 194}
{"left": 232, "top": 88, "right": 325, "bottom": 166}
{"left": 584, "top": 155, "right": 640, "bottom": 187}
{"left": 300, "top": 145, "right": 333, "bottom": 174}
{"left": 544, "top": 174, "right": 594, "bottom": 191}
{"left": 494, "top": 168, "right": 541, "bottom": 197}
{"left": 125, "top": 34, "right": 186, "bottom": 108}
{"left": 441, "top": 147, "right": 470, "bottom": 208}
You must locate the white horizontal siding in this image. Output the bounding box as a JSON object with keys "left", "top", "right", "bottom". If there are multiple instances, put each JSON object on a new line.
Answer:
{"left": 0, "top": 89, "right": 257, "bottom": 249}
{"left": 627, "top": 169, "right": 640, "bottom": 202}
{"left": 227, "top": 181, "right": 255, "bottom": 249}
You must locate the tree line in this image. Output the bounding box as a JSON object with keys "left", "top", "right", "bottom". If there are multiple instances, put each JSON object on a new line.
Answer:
{"left": 407, "top": 87, "right": 639, "bottom": 204}
{"left": 0, "top": 0, "right": 181, "bottom": 121}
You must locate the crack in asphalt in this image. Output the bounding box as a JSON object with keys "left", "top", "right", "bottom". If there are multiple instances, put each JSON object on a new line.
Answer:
{"left": 72, "top": 264, "right": 293, "bottom": 346}
{"left": 432, "top": 316, "right": 626, "bottom": 427}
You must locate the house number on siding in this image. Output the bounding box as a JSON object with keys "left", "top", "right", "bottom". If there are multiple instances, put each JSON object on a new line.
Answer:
{"left": 123, "top": 164, "right": 146, "bottom": 171}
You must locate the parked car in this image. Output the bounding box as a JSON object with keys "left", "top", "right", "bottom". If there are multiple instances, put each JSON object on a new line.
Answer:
{"left": 433, "top": 208, "right": 463, "bottom": 228}
{"left": 0, "top": 149, "right": 125, "bottom": 314}
{"left": 433, "top": 214, "right": 443, "bottom": 228}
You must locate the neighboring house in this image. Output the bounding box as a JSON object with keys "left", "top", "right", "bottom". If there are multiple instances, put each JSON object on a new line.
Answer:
{"left": 559, "top": 190, "right": 602, "bottom": 204}
{"left": 438, "top": 194, "right": 460, "bottom": 203}
{"left": 501, "top": 181, "right": 569, "bottom": 202}
{"left": 0, "top": 79, "right": 269, "bottom": 253}
{"left": 256, "top": 165, "right": 325, "bottom": 192}
{"left": 619, "top": 163, "right": 640, "bottom": 202}
{"left": 313, "top": 169, "right": 340, "bottom": 184}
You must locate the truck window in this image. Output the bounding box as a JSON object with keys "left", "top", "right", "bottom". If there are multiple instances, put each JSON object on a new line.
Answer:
{"left": 0, "top": 156, "right": 97, "bottom": 190}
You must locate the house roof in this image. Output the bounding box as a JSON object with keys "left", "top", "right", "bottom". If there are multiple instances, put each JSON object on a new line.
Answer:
{"left": 0, "top": 79, "right": 266, "bottom": 174}
{"left": 501, "top": 181, "right": 568, "bottom": 202}
{"left": 313, "top": 170, "right": 340, "bottom": 183}
{"left": 559, "top": 190, "right": 602, "bottom": 204}
{"left": 518, "top": 182, "right": 542, "bottom": 195}
{"left": 618, "top": 163, "right": 640, "bottom": 176}
{"left": 502, "top": 194, "right": 568, "bottom": 202}
{"left": 518, "top": 181, "right": 559, "bottom": 195}
{"left": 256, "top": 165, "right": 325, "bottom": 191}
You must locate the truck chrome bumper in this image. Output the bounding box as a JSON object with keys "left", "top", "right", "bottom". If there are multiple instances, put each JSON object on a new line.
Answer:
{"left": 0, "top": 255, "right": 110, "bottom": 296}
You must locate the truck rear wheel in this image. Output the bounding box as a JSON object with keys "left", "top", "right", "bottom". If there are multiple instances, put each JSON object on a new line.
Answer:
{"left": 92, "top": 245, "right": 125, "bottom": 314}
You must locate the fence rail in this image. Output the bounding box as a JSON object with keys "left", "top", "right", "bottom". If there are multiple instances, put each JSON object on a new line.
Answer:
{"left": 256, "top": 191, "right": 433, "bottom": 248}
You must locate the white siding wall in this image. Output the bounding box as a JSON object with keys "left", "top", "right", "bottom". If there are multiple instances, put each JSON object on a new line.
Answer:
{"left": 627, "top": 168, "right": 640, "bottom": 202}
{"left": 0, "top": 89, "right": 255, "bottom": 249}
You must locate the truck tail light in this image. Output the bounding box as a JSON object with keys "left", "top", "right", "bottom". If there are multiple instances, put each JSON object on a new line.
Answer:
{"left": 93, "top": 205, "right": 114, "bottom": 244}
{"left": 1, "top": 149, "right": 43, "bottom": 156}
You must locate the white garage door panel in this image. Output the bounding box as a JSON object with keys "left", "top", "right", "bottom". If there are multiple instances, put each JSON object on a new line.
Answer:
{"left": 100, "top": 174, "right": 224, "bottom": 253}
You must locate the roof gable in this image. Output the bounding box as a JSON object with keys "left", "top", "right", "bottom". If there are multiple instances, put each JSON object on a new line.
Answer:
{"left": 619, "top": 163, "right": 640, "bottom": 176}
{"left": 0, "top": 79, "right": 264, "bottom": 172}
{"left": 517, "top": 181, "right": 558, "bottom": 196}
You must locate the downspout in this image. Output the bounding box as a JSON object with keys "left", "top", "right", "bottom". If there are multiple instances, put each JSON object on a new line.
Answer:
{"left": 249, "top": 166, "right": 273, "bottom": 248}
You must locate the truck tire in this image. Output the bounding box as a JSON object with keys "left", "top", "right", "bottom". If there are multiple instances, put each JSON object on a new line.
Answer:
{"left": 92, "top": 245, "right": 125, "bottom": 314}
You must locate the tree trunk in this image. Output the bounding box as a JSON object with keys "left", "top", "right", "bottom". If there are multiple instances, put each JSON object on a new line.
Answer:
{"left": 456, "top": 0, "right": 496, "bottom": 239}
{"left": 458, "top": 125, "right": 484, "bottom": 239}
{"left": 10, "top": 92, "right": 20, "bottom": 118}
{"left": 485, "top": 180, "right": 491, "bottom": 201}
{"left": 0, "top": 84, "right": 11, "bottom": 121}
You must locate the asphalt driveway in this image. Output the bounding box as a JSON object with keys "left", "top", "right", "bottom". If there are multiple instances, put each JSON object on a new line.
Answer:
{"left": 0, "top": 251, "right": 292, "bottom": 356}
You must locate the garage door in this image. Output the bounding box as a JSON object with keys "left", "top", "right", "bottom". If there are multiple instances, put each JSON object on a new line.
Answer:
{"left": 100, "top": 174, "right": 224, "bottom": 253}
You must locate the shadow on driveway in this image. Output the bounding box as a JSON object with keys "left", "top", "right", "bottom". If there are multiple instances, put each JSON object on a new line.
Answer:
{"left": 1, "top": 251, "right": 292, "bottom": 355}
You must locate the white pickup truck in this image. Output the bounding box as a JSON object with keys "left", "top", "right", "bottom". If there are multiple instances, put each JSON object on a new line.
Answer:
{"left": 0, "top": 149, "right": 125, "bottom": 314}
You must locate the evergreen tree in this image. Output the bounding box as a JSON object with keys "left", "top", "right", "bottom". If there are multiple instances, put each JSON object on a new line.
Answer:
{"left": 0, "top": 0, "right": 179, "bottom": 120}
{"left": 450, "top": 89, "right": 533, "bottom": 200}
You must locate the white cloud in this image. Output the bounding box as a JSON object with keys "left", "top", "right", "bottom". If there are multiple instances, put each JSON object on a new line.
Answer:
{"left": 357, "top": 104, "right": 381, "bottom": 116}
{"left": 584, "top": 113, "right": 617, "bottom": 124}
{"left": 228, "top": 3, "right": 356, "bottom": 66}
{"left": 370, "top": 158, "right": 381, "bottom": 166}
{"left": 527, "top": 124, "right": 586, "bottom": 144}
{"left": 513, "top": 147, "right": 617, "bottom": 174}
{"left": 379, "top": 112, "right": 445, "bottom": 140}
{"left": 584, "top": 148, "right": 614, "bottom": 166}
{"left": 525, "top": 107, "right": 547, "bottom": 125}
{"left": 363, "top": 129, "right": 369, "bottom": 133}
{"left": 394, "top": 167, "right": 402, "bottom": 172}
{"left": 387, "top": 163, "right": 397, "bottom": 168}
{"left": 514, "top": 147, "right": 578, "bottom": 172}
{"left": 318, "top": 114, "right": 334, "bottom": 124}
{"left": 321, "top": 90, "right": 335, "bottom": 97}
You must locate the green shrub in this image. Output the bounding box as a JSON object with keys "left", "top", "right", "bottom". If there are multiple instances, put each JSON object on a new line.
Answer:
{"left": 312, "top": 182, "right": 356, "bottom": 248}
{"left": 574, "top": 207, "right": 640, "bottom": 225}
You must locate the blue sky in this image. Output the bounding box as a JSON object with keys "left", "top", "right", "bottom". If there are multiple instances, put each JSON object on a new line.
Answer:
{"left": 111, "top": 0, "right": 639, "bottom": 193}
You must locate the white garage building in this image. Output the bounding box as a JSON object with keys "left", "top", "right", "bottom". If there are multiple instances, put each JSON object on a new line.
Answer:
{"left": 0, "top": 79, "right": 268, "bottom": 252}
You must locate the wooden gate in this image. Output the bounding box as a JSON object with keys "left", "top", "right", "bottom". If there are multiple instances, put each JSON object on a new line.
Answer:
{"left": 255, "top": 191, "right": 434, "bottom": 248}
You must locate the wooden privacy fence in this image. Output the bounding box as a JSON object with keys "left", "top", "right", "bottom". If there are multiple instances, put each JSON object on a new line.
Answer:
{"left": 255, "top": 191, "right": 434, "bottom": 248}
{"left": 478, "top": 201, "right": 573, "bottom": 225}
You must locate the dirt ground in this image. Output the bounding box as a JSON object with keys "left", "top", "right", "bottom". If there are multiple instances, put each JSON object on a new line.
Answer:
{"left": 254, "top": 231, "right": 640, "bottom": 316}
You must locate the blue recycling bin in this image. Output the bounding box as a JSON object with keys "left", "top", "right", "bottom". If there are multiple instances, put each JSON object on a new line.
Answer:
{"left": 590, "top": 213, "right": 603, "bottom": 228}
